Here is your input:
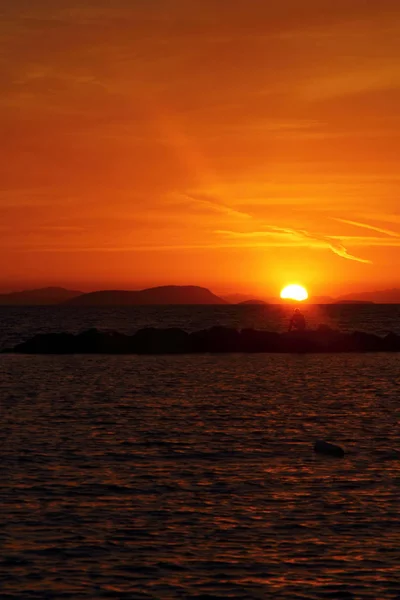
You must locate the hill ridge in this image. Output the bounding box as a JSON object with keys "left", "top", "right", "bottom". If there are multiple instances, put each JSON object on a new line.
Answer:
{"left": 65, "top": 285, "right": 227, "bottom": 306}
{"left": 0, "top": 287, "right": 83, "bottom": 305}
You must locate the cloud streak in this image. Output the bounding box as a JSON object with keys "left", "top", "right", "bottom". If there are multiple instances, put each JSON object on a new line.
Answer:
{"left": 181, "top": 193, "right": 252, "bottom": 220}
{"left": 185, "top": 191, "right": 374, "bottom": 263}
{"left": 270, "top": 226, "right": 372, "bottom": 263}
{"left": 3, "top": 242, "right": 303, "bottom": 253}
{"left": 217, "top": 226, "right": 372, "bottom": 263}
{"left": 333, "top": 217, "right": 400, "bottom": 238}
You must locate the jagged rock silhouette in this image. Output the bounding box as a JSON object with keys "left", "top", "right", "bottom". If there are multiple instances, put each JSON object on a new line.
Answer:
{"left": 4, "top": 326, "right": 400, "bottom": 354}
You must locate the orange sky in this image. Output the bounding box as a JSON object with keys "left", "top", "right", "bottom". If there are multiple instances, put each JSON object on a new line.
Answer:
{"left": 1, "top": 0, "right": 400, "bottom": 296}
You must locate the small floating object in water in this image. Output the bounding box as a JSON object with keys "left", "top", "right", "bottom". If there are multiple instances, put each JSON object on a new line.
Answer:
{"left": 314, "top": 440, "right": 345, "bottom": 458}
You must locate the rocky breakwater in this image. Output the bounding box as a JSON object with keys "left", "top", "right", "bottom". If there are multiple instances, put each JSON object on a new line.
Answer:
{"left": 3, "top": 325, "right": 400, "bottom": 354}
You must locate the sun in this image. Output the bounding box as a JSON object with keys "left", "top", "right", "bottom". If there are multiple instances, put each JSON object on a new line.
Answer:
{"left": 280, "top": 284, "right": 308, "bottom": 302}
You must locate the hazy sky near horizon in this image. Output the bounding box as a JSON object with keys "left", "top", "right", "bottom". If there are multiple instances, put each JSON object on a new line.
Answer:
{"left": 1, "top": 0, "right": 400, "bottom": 295}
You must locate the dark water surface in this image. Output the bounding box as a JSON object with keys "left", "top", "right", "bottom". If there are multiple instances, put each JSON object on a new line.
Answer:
{"left": 1, "top": 304, "right": 400, "bottom": 350}
{"left": 1, "top": 353, "right": 400, "bottom": 599}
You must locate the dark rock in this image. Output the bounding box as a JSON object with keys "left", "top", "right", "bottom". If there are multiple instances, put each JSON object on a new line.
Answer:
{"left": 313, "top": 328, "right": 349, "bottom": 352}
{"left": 189, "top": 327, "right": 241, "bottom": 352}
{"left": 4, "top": 324, "right": 399, "bottom": 355}
{"left": 316, "top": 324, "right": 335, "bottom": 334}
{"left": 240, "top": 329, "right": 281, "bottom": 352}
{"left": 383, "top": 332, "right": 400, "bottom": 351}
{"left": 281, "top": 331, "right": 319, "bottom": 353}
{"left": 74, "top": 329, "right": 133, "bottom": 353}
{"left": 132, "top": 328, "right": 189, "bottom": 354}
{"left": 10, "top": 332, "right": 77, "bottom": 354}
{"left": 350, "top": 330, "right": 383, "bottom": 352}
{"left": 314, "top": 440, "right": 345, "bottom": 458}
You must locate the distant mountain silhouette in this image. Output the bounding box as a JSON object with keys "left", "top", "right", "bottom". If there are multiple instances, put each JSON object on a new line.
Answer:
{"left": 269, "top": 295, "right": 333, "bottom": 304}
{"left": 238, "top": 299, "right": 268, "bottom": 305}
{"left": 65, "top": 285, "right": 227, "bottom": 306}
{"left": 334, "top": 300, "right": 374, "bottom": 305}
{"left": 0, "top": 287, "right": 83, "bottom": 305}
{"left": 2, "top": 285, "right": 399, "bottom": 306}
{"left": 336, "top": 288, "right": 400, "bottom": 303}
{"left": 222, "top": 293, "right": 261, "bottom": 303}
{"left": 310, "top": 295, "right": 334, "bottom": 304}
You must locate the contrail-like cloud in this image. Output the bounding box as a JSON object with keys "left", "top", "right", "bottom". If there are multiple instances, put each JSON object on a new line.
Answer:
{"left": 181, "top": 191, "right": 373, "bottom": 263}
{"left": 333, "top": 217, "right": 400, "bottom": 238}
{"left": 181, "top": 193, "right": 252, "bottom": 220}
{"left": 217, "top": 226, "right": 372, "bottom": 264}
{"left": 269, "top": 226, "right": 372, "bottom": 263}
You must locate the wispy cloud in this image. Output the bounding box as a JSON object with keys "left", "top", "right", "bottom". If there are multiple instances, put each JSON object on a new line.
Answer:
{"left": 333, "top": 217, "right": 400, "bottom": 238}
{"left": 4, "top": 242, "right": 303, "bottom": 253}
{"left": 300, "top": 63, "right": 400, "bottom": 101}
{"left": 217, "top": 226, "right": 372, "bottom": 263}
{"left": 181, "top": 193, "right": 252, "bottom": 220}
{"left": 331, "top": 236, "right": 400, "bottom": 246}
{"left": 186, "top": 188, "right": 375, "bottom": 263}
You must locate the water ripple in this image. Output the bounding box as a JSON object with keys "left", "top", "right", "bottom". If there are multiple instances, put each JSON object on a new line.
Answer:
{"left": 0, "top": 353, "right": 400, "bottom": 598}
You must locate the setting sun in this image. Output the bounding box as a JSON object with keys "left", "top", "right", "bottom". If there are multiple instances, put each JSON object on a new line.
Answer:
{"left": 280, "top": 284, "right": 308, "bottom": 302}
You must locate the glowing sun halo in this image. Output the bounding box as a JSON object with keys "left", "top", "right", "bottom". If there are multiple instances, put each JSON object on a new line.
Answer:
{"left": 280, "top": 284, "right": 308, "bottom": 302}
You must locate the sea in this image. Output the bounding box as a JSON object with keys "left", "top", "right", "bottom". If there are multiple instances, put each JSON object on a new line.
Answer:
{"left": 1, "top": 305, "right": 400, "bottom": 599}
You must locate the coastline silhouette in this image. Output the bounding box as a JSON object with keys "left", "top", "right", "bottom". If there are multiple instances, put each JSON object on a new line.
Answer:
{"left": 5, "top": 325, "right": 400, "bottom": 354}
{"left": 3, "top": 284, "right": 400, "bottom": 305}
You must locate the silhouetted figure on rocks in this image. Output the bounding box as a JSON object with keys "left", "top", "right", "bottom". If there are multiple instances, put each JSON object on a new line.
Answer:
{"left": 288, "top": 308, "right": 306, "bottom": 332}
